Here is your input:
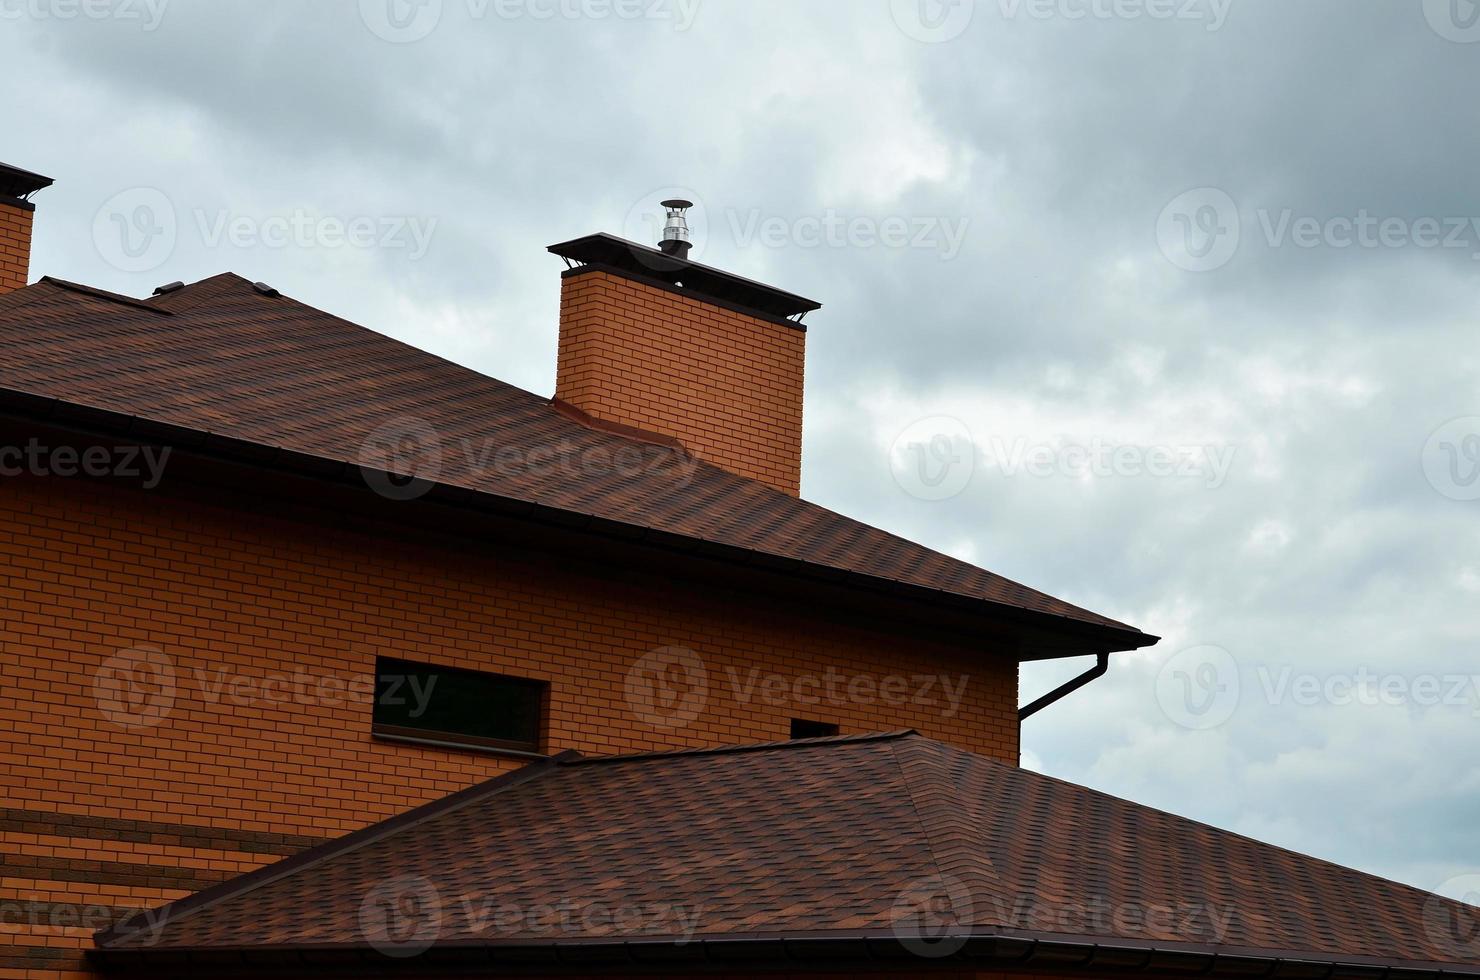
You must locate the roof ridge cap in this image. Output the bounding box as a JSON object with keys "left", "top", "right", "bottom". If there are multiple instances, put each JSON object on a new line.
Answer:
{"left": 564, "top": 729, "right": 917, "bottom": 767}
{"left": 94, "top": 750, "right": 577, "bottom": 949}
{"left": 890, "top": 737, "right": 1013, "bottom": 930}
{"left": 38, "top": 277, "right": 174, "bottom": 316}
{"left": 0, "top": 279, "right": 62, "bottom": 316}
{"left": 149, "top": 272, "right": 248, "bottom": 313}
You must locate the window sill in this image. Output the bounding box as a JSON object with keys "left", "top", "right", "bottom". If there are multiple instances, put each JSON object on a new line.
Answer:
{"left": 372, "top": 729, "right": 550, "bottom": 762}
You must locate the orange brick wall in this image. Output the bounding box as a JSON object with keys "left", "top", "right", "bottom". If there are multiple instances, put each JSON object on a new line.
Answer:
{"left": 555, "top": 270, "right": 806, "bottom": 496}
{"left": 0, "top": 201, "right": 35, "bottom": 295}
{"left": 0, "top": 471, "right": 1019, "bottom": 978}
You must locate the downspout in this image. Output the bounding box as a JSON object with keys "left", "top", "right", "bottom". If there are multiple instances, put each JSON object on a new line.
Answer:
{"left": 1018, "top": 652, "right": 1109, "bottom": 721}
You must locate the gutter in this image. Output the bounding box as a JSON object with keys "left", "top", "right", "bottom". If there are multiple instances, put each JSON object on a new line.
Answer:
{"left": 87, "top": 931, "right": 1480, "bottom": 978}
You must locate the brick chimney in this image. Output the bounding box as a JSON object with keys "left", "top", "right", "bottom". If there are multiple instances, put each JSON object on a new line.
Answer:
{"left": 0, "top": 163, "right": 53, "bottom": 296}
{"left": 549, "top": 209, "right": 820, "bottom": 496}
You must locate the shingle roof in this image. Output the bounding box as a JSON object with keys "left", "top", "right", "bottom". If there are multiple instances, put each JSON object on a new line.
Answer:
{"left": 92, "top": 732, "right": 1480, "bottom": 975}
{"left": 0, "top": 272, "right": 1152, "bottom": 650}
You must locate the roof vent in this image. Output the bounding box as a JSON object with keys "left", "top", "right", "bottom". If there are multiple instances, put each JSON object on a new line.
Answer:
{"left": 658, "top": 199, "right": 693, "bottom": 260}
{"left": 252, "top": 281, "right": 281, "bottom": 298}
{"left": 152, "top": 281, "right": 185, "bottom": 296}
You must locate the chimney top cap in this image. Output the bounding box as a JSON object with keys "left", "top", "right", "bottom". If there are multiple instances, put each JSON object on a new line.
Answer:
{"left": 660, "top": 198, "right": 694, "bottom": 210}
{"left": 548, "top": 233, "right": 821, "bottom": 322}
{"left": 0, "top": 162, "right": 54, "bottom": 202}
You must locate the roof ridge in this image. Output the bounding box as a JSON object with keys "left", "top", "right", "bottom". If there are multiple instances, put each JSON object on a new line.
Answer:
{"left": 563, "top": 729, "right": 917, "bottom": 767}
{"left": 38, "top": 277, "right": 174, "bottom": 316}
{"left": 890, "top": 736, "right": 1015, "bottom": 929}
{"left": 94, "top": 750, "right": 577, "bottom": 949}
{"left": 148, "top": 272, "right": 250, "bottom": 313}
{"left": 0, "top": 279, "right": 63, "bottom": 316}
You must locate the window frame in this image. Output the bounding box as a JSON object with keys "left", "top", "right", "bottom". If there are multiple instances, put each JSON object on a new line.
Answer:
{"left": 790, "top": 718, "right": 840, "bottom": 740}
{"left": 371, "top": 656, "right": 548, "bottom": 757}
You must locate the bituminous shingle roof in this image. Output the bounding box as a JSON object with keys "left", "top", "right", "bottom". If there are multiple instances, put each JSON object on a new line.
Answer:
{"left": 92, "top": 732, "right": 1480, "bottom": 974}
{"left": 0, "top": 272, "right": 1152, "bottom": 650}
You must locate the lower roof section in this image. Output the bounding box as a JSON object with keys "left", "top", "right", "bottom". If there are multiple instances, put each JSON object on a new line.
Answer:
{"left": 93, "top": 732, "right": 1480, "bottom": 977}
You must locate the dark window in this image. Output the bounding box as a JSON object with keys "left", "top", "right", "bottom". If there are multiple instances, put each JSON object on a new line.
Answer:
{"left": 374, "top": 657, "right": 545, "bottom": 754}
{"left": 790, "top": 719, "right": 840, "bottom": 740}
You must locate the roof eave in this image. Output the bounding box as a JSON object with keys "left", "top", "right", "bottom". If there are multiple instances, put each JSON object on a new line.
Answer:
{"left": 88, "top": 931, "right": 1480, "bottom": 978}
{"left": 0, "top": 385, "right": 1155, "bottom": 655}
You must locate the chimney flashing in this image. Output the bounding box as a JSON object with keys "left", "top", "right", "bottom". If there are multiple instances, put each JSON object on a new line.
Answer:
{"left": 548, "top": 232, "right": 821, "bottom": 323}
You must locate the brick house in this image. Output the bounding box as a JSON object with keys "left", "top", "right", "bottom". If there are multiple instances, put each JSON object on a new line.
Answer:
{"left": 0, "top": 167, "right": 1475, "bottom": 979}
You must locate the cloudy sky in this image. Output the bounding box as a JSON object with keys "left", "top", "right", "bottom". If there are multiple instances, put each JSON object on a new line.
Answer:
{"left": 6, "top": 0, "right": 1478, "bottom": 899}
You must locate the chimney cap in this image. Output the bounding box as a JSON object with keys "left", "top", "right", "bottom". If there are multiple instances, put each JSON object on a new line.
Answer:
{"left": 548, "top": 233, "right": 821, "bottom": 322}
{"left": 659, "top": 199, "right": 694, "bottom": 260}
{"left": 0, "top": 162, "right": 54, "bottom": 202}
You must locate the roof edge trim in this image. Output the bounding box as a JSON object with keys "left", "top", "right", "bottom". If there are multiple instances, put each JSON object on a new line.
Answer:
{"left": 85, "top": 929, "right": 1480, "bottom": 977}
